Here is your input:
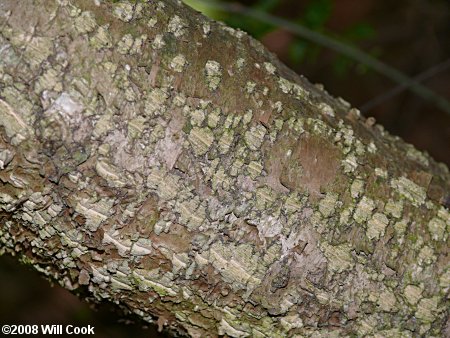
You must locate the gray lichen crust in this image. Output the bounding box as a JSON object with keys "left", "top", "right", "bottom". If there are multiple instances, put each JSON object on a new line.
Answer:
{"left": 0, "top": 1, "right": 449, "bottom": 337}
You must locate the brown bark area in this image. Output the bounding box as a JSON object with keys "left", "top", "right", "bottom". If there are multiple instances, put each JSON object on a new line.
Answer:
{"left": 0, "top": 1, "right": 449, "bottom": 337}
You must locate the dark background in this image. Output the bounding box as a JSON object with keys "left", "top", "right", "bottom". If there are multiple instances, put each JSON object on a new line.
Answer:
{"left": 1, "top": 0, "right": 449, "bottom": 337}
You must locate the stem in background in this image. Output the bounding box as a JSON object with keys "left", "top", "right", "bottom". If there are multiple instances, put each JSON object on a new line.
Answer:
{"left": 190, "top": 0, "right": 450, "bottom": 115}
{"left": 360, "top": 58, "right": 450, "bottom": 112}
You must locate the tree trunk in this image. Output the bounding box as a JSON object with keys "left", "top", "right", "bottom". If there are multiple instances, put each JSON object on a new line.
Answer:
{"left": 0, "top": 1, "right": 449, "bottom": 337}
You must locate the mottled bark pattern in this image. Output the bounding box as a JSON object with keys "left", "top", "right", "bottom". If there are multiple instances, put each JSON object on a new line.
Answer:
{"left": 0, "top": 1, "right": 449, "bottom": 337}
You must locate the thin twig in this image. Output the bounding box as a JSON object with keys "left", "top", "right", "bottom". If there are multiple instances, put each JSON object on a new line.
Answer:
{"left": 190, "top": 0, "right": 450, "bottom": 115}
{"left": 361, "top": 58, "right": 450, "bottom": 112}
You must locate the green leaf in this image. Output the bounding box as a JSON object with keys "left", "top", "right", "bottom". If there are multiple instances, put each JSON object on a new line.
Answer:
{"left": 303, "top": 0, "right": 332, "bottom": 29}
{"left": 183, "top": 0, "right": 225, "bottom": 20}
{"left": 344, "top": 22, "right": 375, "bottom": 40}
{"left": 254, "top": 0, "right": 280, "bottom": 12}
{"left": 333, "top": 55, "right": 353, "bottom": 76}
{"left": 289, "top": 40, "right": 309, "bottom": 64}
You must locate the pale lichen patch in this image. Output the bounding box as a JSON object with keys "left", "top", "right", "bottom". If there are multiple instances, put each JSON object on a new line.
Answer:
{"left": 320, "top": 242, "right": 354, "bottom": 273}
{"left": 188, "top": 127, "right": 214, "bottom": 156}
{"left": 393, "top": 219, "right": 408, "bottom": 238}
{"left": 350, "top": 179, "right": 364, "bottom": 199}
{"left": 127, "top": 116, "right": 146, "bottom": 139}
{"left": 202, "top": 22, "right": 211, "bottom": 37}
{"left": 377, "top": 289, "right": 397, "bottom": 312}
{"left": 353, "top": 196, "right": 375, "bottom": 223}
{"left": 415, "top": 297, "right": 440, "bottom": 323}
{"left": 95, "top": 159, "right": 126, "bottom": 187}
{"left": 131, "top": 238, "right": 153, "bottom": 256}
{"left": 147, "top": 18, "right": 157, "bottom": 28}
{"left": 93, "top": 113, "right": 113, "bottom": 138}
{"left": 244, "top": 124, "right": 267, "bottom": 151}
{"left": 177, "top": 198, "right": 206, "bottom": 230}
{"left": 170, "top": 54, "right": 187, "bottom": 73}
{"left": 205, "top": 60, "right": 222, "bottom": 91}
{"left": 242, "top": 110, "right": 253, "bottom": 125}
{"left": 439, "top": 270, "right": 450, "bottom": 291}
{"left": 168, "top": 15, "right": 187, "bottom": 37}
{"left": 75, "top": 198, "right": 114, "bottom": 232}
{"left": 144, "top": 88, "right": 169, "bottom": 116}
{"left": 319, "top": 192, "right": 338, "bottom": 218}
{"left": 339, "top": 207, "right": 352, "bottom": 225}
{"left": 374, "top": 167, "right": 387, "bottom": 178}
{"left": 219, "top": 319, "right": 247, "bottom": 338}
{"left": 90, "top": 25, "right": 113, "bottom": 50}
{"left": 208, "top": 242, "right": 261, "bottom": 291}
{"left": 117, "top": 34, "right": 134, "bottom": 54}
{"left": 367, "top": 141, "right": 377, "bottom": 154}
{"left": 384, "top": 199, "right": 403, "bottom": 219}
{"left": 74, "top": 11, "right": 97, "bottom": 34}
{"left": 263, "top": 62, "right": 276, "bottom": 75}
{"left": 102, "top": 231, "right": 132, "bottom": 257}
{"left": 417, "top": 245, "right": 436, "bottom": 266}
{"left": 391, "top": 176, "right": 426, "bottom": 207}
{"left": 255, "top": 186, "right": 276, "bottom": 210}
{"left": 218, "top": 130, "right": 234, "bottom": 154}
{"left": 171, "top": 252, "right": 189, "bottom": 273}
{"left": 230, "top": 159, "right": 244, "bottom": 177}
{"left": 247, "top": 161, "right": 263, "bottom": 179}
{"left": 0, "top": 98, "right": 30, "bottom": 145}
{"left": 23, "top": 36, "right": 54, "bottom": 67}
{"left": 245, "top": 81, "right": 256, "bottom": 94}
{"left": 280, "top": 314, "right": 303, "bottom": 331}
{"left": 207, "top": 108, "right": 221, "bottom": 128}
{"left": 254, "top": 214, "right": 283, "bottom": 240}
{"left": 366, "top": 212, "right": 389, "bottom": 240}
{"left": 0, "top": 149, "right": 14, "bottom": 170}
{"left": 113, "top": 2, "right": 134, "bottom": 22}
{"left": 437, "top": 207, "right": 449, "bottom": 225}
{"left": 211, "top": 167, "right": 233, "bottom": 191}
{"left": 342, "top": 153, "right": 358, "bottom": 173}
{"left": 278, "top": 78, "right": 292, "bottom": 94}
{"left": 189, "top": 108, "right": 205, "bottom": 126}
{"left": 427, "top": 217, "right": 446, "bottom": 241}
{"left": 130, "top": 34, "right": 147, "bottom": 55}
{"left": 278, "top": 77, "right": 309, "bottom": 100}
{"left": 318, "top": 102, "right": 335, "bottom": 117}
{"left": 152, "top": 34, "right": 165, "bottom": 49}
{"left": 148, "top": 170, "right": 181, "bottom": 200}
{"left": 406, "top": 144, "right": 429, "bottom": 167}
{"left": 221, "top": 25, "right": 245, "bottom": 39}
{"left": 403, "top": 284, "right": 423, "bottom": 305}
{"left": 236, "top": 58, "right": 245, "bottom": 70}
{"left": 133, "top": 269, "right": 178, "bottom": 297}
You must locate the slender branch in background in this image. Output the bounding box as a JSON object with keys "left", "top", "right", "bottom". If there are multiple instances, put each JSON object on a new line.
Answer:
{"left": 190, "top": 0, "right": 450, "bottom": 115}
{"left": 360, "top": 58, "right": 450, "bottom": 112}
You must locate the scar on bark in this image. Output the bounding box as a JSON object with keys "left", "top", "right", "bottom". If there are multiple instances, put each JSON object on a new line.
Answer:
{"left": 268, "top": 134, "right": 341, "bottom": 197}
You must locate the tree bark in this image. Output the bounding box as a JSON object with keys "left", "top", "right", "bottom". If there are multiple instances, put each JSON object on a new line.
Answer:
{"left": 0, "top": 1, "right": 449, "bottom": 337}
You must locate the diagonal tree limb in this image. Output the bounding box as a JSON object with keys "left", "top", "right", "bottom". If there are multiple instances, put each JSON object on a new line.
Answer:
{"left": 0, "top": 1, "right": 449, "bottom": 337}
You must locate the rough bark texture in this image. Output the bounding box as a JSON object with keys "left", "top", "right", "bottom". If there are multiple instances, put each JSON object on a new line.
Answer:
{"left": 0, "top": 1, "right": 449, "bottom": 337}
